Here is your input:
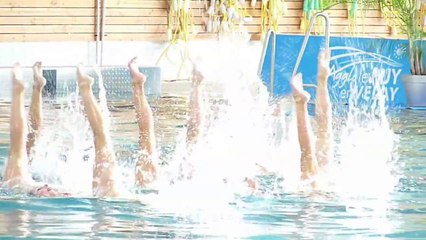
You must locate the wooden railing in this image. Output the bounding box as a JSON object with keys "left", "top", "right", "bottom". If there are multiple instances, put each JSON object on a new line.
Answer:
{"left": 0, "top": 0, "right": 391, "bottom": 42}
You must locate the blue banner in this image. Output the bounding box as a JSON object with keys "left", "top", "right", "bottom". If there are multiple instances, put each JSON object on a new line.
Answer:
{"left": 259, "top": 34, "right": 410, "bottom": 107}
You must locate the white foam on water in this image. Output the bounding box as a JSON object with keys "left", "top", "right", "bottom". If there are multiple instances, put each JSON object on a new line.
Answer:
{"left": 143, "top": 41, "right": 305, "bottom": 213}
{"left": 330, "top": 64, "right": 399, "bottom": 197}
{"left": 30, "top": 92, "right": 94, "bottom": 195}
{"left": 93, "top": 66, "right": 111, "bottom": 131}
{"left": 323, "top": 50, "right": 401, "bottom": 235}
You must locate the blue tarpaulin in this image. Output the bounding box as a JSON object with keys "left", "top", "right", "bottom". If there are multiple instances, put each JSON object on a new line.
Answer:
{"left": 258, "top": 33, "right": 410, "bottom": 107}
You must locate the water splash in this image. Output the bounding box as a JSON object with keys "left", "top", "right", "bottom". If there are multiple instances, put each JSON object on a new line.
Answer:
{"left": 30, "top": 92, "right": 94, "bottom": 195}
{"left": 29, "top": 66, "right": 115, "bottom": 195}
{"left": 142, "top": 42, "right": 303, "bottom": 213}
{"left": 93, "top": 66, "right": 111, "bottom": 131}
{"left": 329, "top": 62, "right": 399, "bottom": 198}
{"left": 24, "top": 40, "right": 399, "bottom": 213}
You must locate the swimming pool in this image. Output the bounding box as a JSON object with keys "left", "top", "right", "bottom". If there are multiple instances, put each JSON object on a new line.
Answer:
{"left": 0, "top": 83, "right": 425, "bottom": 239}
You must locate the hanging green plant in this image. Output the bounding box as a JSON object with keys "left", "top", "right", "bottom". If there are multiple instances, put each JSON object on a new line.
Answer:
{"left": 167, "top": 0, "right": 195, "bottom": 43}
{"left": 301, "top": 0, "right": 377, "bottom": 34}
{"left": 347, "top": 1, "right": 358, "bottom": 33}
{"left": 261, "top": 0, "right": 288, "bottom": 39}
{"left": 157, "top": 0, "right": 195, "bottom": 77}
{"left": 205, "top": 0, "right": 251, "bottom": 36}
{"left": 421, "top": 3, "right": 426, "bottom": 33}
{"left": 301, "top": 0, "right": 322, "bottom": 33}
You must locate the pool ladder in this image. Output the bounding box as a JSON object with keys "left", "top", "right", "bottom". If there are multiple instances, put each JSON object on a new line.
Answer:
{"left": 293, "top": 12, "right": 330, "bottom": 78}
{"left": 260, "top": 12, "right": 330, "bottom": 96}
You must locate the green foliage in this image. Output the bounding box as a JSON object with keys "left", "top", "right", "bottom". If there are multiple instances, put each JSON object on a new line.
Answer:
{"left": 378, "top": 0, "right": 426, "bottom": 75}
{"left": 320, "top": 0, "right": 378, "bottom": 11}
{"left": 301, "top": 0, "right": 378, "bottom": 34}
{"left": 167, "top": 0, "right": 194, "bottom": 43}
{"left": 301, "top": 0, "right": 425, "bottom": 75}
{"left": 261, "top": 0, "right": 287, "bottom": 35}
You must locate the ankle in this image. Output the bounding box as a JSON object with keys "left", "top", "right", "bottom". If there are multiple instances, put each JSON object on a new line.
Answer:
{"left": 192, "top": 80, "right": 202, "bottom": 88}
{"left": 13, "top": 84, "right": 25, "bottom": 93}
{"left": 294, "top": 98, "right": 309, "bottom": 106}
{"left": 132, "top": 82, "right": 145, "bottom": 92}
{"left": 79, "top": 85, "right": 92, "bottom": 93}
{"left": 33, "top": 84, "right": 43, "bottom": 91}
{"left": 318, "top": 75, "right": 329, "bottom": 82}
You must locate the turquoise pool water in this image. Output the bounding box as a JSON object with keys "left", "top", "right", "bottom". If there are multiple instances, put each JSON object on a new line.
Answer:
{"left": 0, "top": 100, "right": 425, "bottom": 239}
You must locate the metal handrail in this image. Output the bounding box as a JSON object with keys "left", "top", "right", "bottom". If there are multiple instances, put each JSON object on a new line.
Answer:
{"left": 269, "top": 31, "right": 276, "bottom": 96}
{"left": 100, "top": 0, "right": 106, "bottom": 66}
{"left": 257, "top": 30, "right": 277, "bottom": 96}
{"left": 258, "top": 13, "right": 330, "bottom": 97}
{"left": 96, "top": 0, "right": 101, "bottom": 66}
{"left": 292, "top": 12, "right": 330, "bottom": 77}
{"left": 95, "top": 0, "right": 105, "bottom": 66}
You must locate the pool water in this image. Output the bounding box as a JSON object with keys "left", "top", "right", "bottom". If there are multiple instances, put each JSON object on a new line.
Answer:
{"left": 0, "top": 93, "right": 425, "bottom": 239}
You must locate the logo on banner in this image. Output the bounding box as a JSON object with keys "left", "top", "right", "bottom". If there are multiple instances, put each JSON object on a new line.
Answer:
{"left": 329, "top": 46, "right": 404, "bottom": 102}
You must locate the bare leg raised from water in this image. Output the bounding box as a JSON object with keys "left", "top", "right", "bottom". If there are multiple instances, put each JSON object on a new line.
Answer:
{"left": 291, "top": 73, "right": 319, "bottom": 181}
{"left": 4, "top": 64, "right": 69, "bottom": 197}
{"left": 315, "top": 50, "right": 333, "bottom": 169}
{"left": 77, "top": 65, "right": 118, "bottom": 197}
{"left": 4, "top": 64, "right": 31, "bottom": 187}
{"left": 128, "top": 57, "right": 157, "bottom": 187}
{"left": 186, "top": 65, "right": 204, "bottom": 148}
{"left": 26, "top": 62, "right": 47, "bottom": 157}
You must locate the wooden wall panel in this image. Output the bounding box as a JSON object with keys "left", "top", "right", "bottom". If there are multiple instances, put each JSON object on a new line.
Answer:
{"left": 0, "top": 0, "right": 392, "bottom": 42}
{"left": 0, "top": 0, "right": 95, "bottom": 41}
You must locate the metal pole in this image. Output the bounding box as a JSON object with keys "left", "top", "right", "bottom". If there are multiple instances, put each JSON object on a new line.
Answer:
{"left": 270, "top": 31, "right": 276, "bottom": 97}
{"left": 96, "top": 0, "right": 101, "bottom": 65}
{"left": 292, "top": 12, "right": 330, "bottom": 77}
{"left": 257, "top": 30, "right": 273, "bottom": 75}
{"left": 100, "top": 0, "right": 106, "bottom": 66}
{"left": 257, "top": 30, "right": 277, "bottom": 97}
